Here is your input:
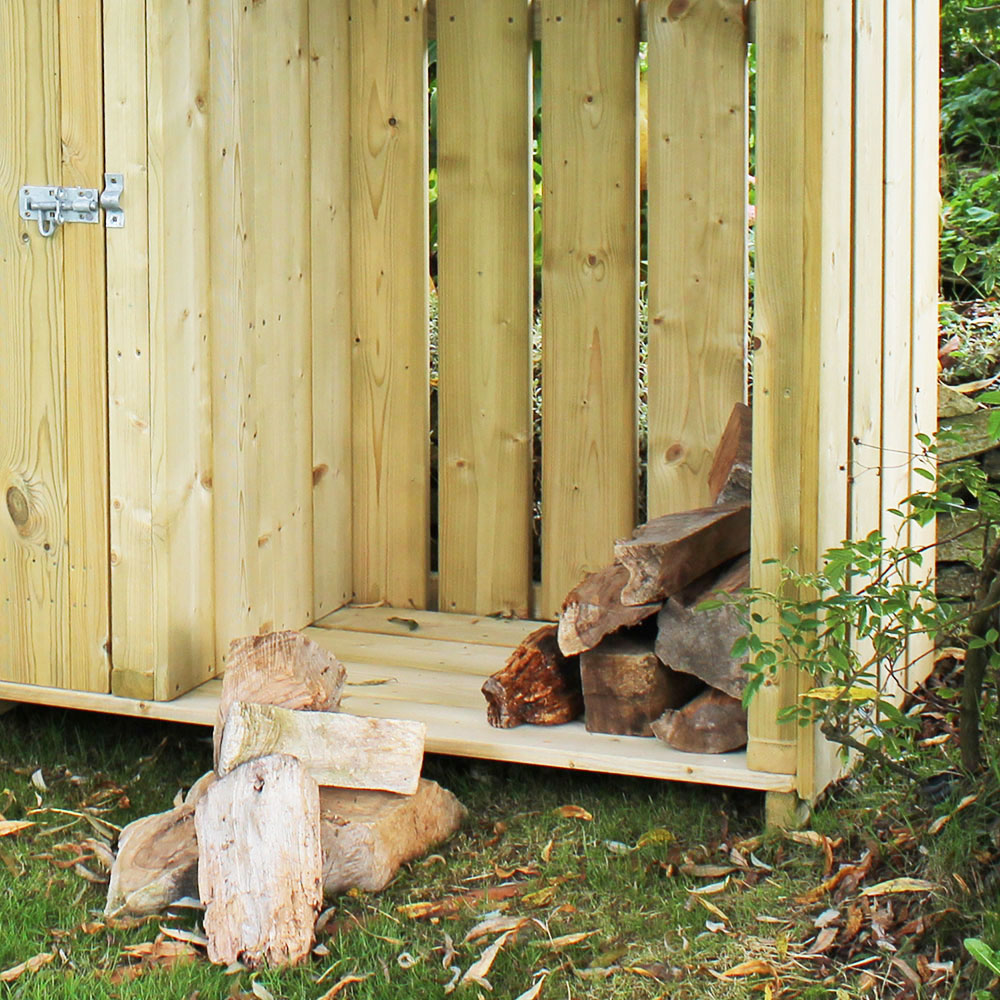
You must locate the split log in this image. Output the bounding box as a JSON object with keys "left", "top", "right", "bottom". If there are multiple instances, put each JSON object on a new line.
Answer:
{"left": 482, "top": 625, "right": 582, "bottom": 728}
{"left": 651, "top": 689, "right": 748, "bottom": 754}
{"left": 214, "top": 630, "right": 346, "bottom": 768}
{"left": 105, "top": 771, "right": 215, "bottom": 917}
{"left": 580, "top": 635, "right": 702, "bottom": 737}
{"left": 321, "top": 779, "right": 466, "bottom": 895}
{"left": 217, "top": 702, "right": 425, "bottom": 795}
{"left": 614, "top": 502, "right": 750, "bottom": 606}
{"left": 655, "top": 553, "right": 750, "bottom": 698}
{"left": 196, "top": 754, "right": 322, "bottom": 968}
{"left": 557, "top": 564, "right": 662, "bottom": 656}
{"left": 707, "top": 402, "right": 752, "bottom": 504}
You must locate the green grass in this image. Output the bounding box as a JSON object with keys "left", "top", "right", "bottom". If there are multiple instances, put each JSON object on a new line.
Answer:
{"left": 0, "top": 705, "right": 997, "bottom": 999}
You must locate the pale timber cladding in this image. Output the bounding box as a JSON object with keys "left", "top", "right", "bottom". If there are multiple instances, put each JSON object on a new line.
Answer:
{"left": 0, "top": 0, "right": 937, "bottom": 800}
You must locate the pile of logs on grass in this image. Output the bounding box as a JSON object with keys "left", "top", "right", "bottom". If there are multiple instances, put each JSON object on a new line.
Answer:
{"left": 483, "top": 403, "right": 754, "bottom": 755}
{"left": 105, "top": 631, "right": 465, "bottom": 968}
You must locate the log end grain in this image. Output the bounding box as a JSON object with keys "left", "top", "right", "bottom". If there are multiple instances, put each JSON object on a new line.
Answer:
{"left": 650, "top": 689, "right": 748, "bottom": 754}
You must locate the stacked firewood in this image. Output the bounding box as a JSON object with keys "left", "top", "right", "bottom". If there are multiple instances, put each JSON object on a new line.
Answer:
{"left": 483, "top": 404, "right": 753, "bottom": 755}
{"left": 105, "top": 631, "right": 465, "bottom": 967}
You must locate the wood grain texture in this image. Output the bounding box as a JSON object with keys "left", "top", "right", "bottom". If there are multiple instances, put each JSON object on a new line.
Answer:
{"left": 61, "top": 0, "right": 110, "bottom": 692}
{"left": 350, "top": 0, "right": 430, "bottom": 608}
{"left": 217, "top": 702, "right": 426, "bottom": 795}
{"left": 436, "top": 0, "right": 534, "bottom": 617}
{"left": 310, "top": 0, "right": 354, "bottom": 617}
{"left": 146, "top": 0, "right": 216, "bottom": 700}
{"left": 197, "top": 754, "right": 321, "bottom": 968}
{"left": 646, "top": 0, "right": 747, "bottom": 516}
{"left": 539, "top": 0, "right": 638, "bottom": 619}
{"left": 105, "top": 0, "right": 154, "bottom": 697}
{"left": 0, "top": 2, "right": 69, "bottom": 687}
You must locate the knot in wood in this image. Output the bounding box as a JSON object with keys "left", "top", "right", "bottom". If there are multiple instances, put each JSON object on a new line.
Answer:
{"left": 5, "top": 486, "right": 29, "bottom": 528}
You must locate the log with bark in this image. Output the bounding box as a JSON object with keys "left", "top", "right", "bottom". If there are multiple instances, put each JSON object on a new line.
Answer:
{"left": 650, "top": 688, "right": 748, "bottom": 754}
{"left": 580, "top": 634, "right": 702, "bottom": 736}
{"left": 707, "top": 402, "right": 752, "bottom": 504}
{"left": 482, "top": 624, "right": 582, "bottom": 728}
{"left": 321, "top": 779, "right": 466, "bottom": 894}
{"left": 613, "top": 502, "right": 750, "bottom": 606}
{"left": 196, "top": 754, "right": 322, "bottom": 968}
{"left": 214, "top": 630, "right": 346, "bottom": 767}
{"left": 105, "top": 771, "right": 215, "bottom": 918}
{"left": 654, "top": 553, "right": 750, "bottom": 698}
{"left": 217, "top": 702, "right": 425, "bottom": 795}
{"left": 557, "top": 564, "right": 662, "bottom": 656}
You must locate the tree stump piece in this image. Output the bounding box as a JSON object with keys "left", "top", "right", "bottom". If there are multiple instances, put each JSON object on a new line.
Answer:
{"left": 196, "top": 754, "right": 322, "bottom": 968}
{"left": 482, "top": 625, "right": 582, "bottom": 728}
{"left": 708, "top": 403, "right": 752, "bottom": 504}
{"left": 580, "top": 634, "right": 702, "bottom": 736}
{"left": 321, "top": 779, "right": 466, "bottom": 895}
{"left": 651, "top": 689, "right": 748, "bottom": 754}
{"left": 613, "top": 503, "right": 750, "bottom": 606}
{"left": 557, "top": 564, "right": 662, "bottom": 656}
{"left": 218, "top": 702, "right": 425, "bottom": 795}
{"left": 214, "top": 630, "right": 346, "bottom": 768}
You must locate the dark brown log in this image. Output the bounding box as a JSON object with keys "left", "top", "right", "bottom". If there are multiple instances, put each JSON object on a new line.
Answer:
{"left": 482, "top": 625, "right": 582, "bottom": 728}
{"left": 214, "top": 630, "right": 346, "bottom": 768}
{"left": 651, "top": 688, "right": 748, "bottom": 754}
{"left": 613, "top": 502, "right": 750, "bottom": 606}
{"left": 708, "top": 403, "right": 752, "bottom": 504}
{"left": 655, "top": 553, "right": 750, "bottom": 698}
{"left": 196, "top": 754, "right": 322, "bottom": 968}
{"left": 580, "top": 634, "right": 703, "bottom": 736}
{"left": 557, "top": 564, "right": 662, "bottom": 656}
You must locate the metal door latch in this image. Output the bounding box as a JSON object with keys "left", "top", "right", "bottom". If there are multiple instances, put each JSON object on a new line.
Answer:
{"left": 19, "top": 173, "right": 125, "bottom": 237}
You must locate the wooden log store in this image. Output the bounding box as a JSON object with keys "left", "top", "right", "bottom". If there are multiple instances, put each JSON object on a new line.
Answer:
{"left": 0, "top": 0, "right": 939, "bottom": 816}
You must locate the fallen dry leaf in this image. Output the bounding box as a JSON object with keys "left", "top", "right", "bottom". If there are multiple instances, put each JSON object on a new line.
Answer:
{"left": 637, "top": 828, "right": 674, "bottom": 848}
{"left": 122, "top": 938, "right": 198, "bottom": 962}
{"left": 680, "top": 864, "right": 736, "bottom": 878}
{"left": 541, "top": 837, "right": 554, "bottom": 863}
{"left": 462, "top": 915, "right": 531, "bottom": 944}
{"left": 713, "top": 959, "right": 779, "bottom": 979}
{"left": 687, "top": 877, "right": 729, "bottom": 895}
{"left": 522, "top": 885, "right": 558, "bottom": 908}
{"left": 542, "top": 930, "right": 597, "bottom": 950}
{"left": 692, "top": 894, "right": 730, "bottom": 924}
{"left": 859, "top": 878, "right": 938, "bottom": 897}
{"left": 553, "top": 805, "right": 593, "bottom": 821}
{"left": 494, "top": 863, "right": 539, "bottom": 879}
{"left": 0, "top": 820, "right": 34, "bottom": 838}
{"left": 806, "top": 926, "right": 839, "bottom": 954}
{"left": 397, "top": 881, "right": 529, "bottom": 919}
{"left": 0, "top": 951, "right": 56, "bottom": 982}
{"left": 512, "top": 973, "right": 548, "bottom": 1000}
{"left": 159, "top": 925, "right": 209, "bottom": 948}
{"left": 461, "top": 928, "right": 518, "bottom": 987}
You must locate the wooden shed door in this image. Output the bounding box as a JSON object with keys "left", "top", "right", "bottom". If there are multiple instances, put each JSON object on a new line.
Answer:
{"left": 0, "top": 1, "right": 109, "bottom": 692}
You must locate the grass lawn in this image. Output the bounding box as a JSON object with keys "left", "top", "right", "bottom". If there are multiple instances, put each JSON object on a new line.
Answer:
{"left": 1, "top": 704, "right": 996, "bottom": 999}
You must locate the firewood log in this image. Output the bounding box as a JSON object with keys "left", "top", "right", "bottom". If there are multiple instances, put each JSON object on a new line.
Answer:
{"left": 651, "top": 689, "right": 748, "bottom": 754}
{"left": 708, "top": 402, "right": 752, "bottom": 504}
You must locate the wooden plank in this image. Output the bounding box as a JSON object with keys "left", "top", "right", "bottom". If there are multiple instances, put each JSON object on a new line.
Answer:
{"left": 539, "top": 0, "right": 638, "bottom": 619}
{"left": 907, "top": 0, "right": 939, "bottom": 688}
{"left": 436, "top": 0, "right": 534, "bottom": 617}
{"left": 309, "top": 0, "right": 354, "bottom": 617}
{"left": 61, "top": 0, "right": 110, "bottom": 692}
{"left": 646, "top": 0, "right": 747, "bottom": 516}
{"left": 145, "top": 0, "right": 216, "bottom": 700}
{"left": 746, "top": 0, "right": 807, "bottom": 777}
{"left": 315, "top": 606, "right": 545, "bottom": 647}
{"left": 1, "top": 2, "right": 69, "bottom": 687}
{"left": 105, "top": 0, "right": 154, "bottom": 697}
{"left": 350, "top": 0, "right": 430, "bottom": 608}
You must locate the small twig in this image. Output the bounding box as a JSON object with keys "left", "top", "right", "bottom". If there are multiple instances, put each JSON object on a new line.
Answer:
{"left": 818, "top": 722, "right": 918, "bottom": 781}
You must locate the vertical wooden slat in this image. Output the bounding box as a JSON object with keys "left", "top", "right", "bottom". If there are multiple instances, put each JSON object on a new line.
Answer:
{"left": 105, "top": 0, "right": 155, "bottom": 697}
{"left": 646, "top": 0, "right": 747, "bottom": 517}
{"left": 350, "top": 0, "right": 430, "bottom": 608}
{"left": 907, "top": 0, "right": 939, "bottom": 687}
{"left": 143, "top": 0, "right": 216, "bottom": 700}
{"left": 436, "top": 0, "right": 533, "bottom": 617}
{"left": 0, "top": 2, "right": 68, "bottom": 687}
{"left": 61, "top": 0, "right": 111, "bottom": 692}
{"left": 881, "top": 0, "right": 914, "bottom": 696}
{"left": 539, "top": 0, "right": 638, "bottom": 619}
{"left": 310, "top": 0, "right": 354, "bottom": 618}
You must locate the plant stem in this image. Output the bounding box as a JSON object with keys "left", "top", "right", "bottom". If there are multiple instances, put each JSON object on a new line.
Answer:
{"left": 819, "top": 721, "right": 918, "bottom": 781}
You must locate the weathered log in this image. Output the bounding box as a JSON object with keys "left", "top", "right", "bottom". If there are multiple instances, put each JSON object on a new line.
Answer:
{"left": 105, "top": 771, "right": 215, "bottom": 917}
{"left": 321, "top": 779, "right": 466, "bottom": 895}
{"left": 651, "top": 689, "right": 748, "bottom": 754}
{"left": 482, "top": 625, "right": 582, "bottom": 728}
{"left": 557, "top": 564, "right": 662, "bottom": 656}
{"left": 214, "top": 630, "right": 346, "bottom": 768}
{"left": 217, "top": 702, "right": 425, "bottom": 795}
{"left": 580, "top": 634, "right": 702, "bottom": 736}
{"left": 708, "top": 402, "right": 752, "bottom": 504}
{"left": 613, "top": 502, "right": 750, "bottom": 606}
{"left": 655, "top": 553, "right": 750, "bottom": 698}
{"left": 938, "top": 409, "right": 998, "bottom": 462}
{"left": 196, "top": 754, "right": 322, "bottom": 968}
{"left": 938, "top": 383, "right": 978, "bottom": 419}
